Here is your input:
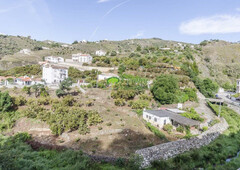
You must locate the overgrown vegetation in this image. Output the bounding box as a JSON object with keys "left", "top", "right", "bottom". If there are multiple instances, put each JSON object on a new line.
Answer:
{"left": 0, "top": 133, "right": 141, "bottom": 170}
{"left": 0, "top": 65, "right": 41, "bottom": 77}
{"left": 56, "top": 78, "right": 73, "bottom": 97}
{"left": 181, "top": 108, "right": 204, "bottom": 122}
{"left": 151, "top": 74, "right": 197, "bottom": 104}
{"left": 23, "top": 100, "right": 102, "bottom": 135}
{"left": 146, "top": 122, "right": 166, "bottom": 140}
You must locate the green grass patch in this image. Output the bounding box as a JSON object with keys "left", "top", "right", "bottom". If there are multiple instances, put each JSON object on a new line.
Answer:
{"left": 107, "top": 77, "right": 120, "bottom": 84}
{"left": 146, "top": 122, "right": 167, "bottom": 140}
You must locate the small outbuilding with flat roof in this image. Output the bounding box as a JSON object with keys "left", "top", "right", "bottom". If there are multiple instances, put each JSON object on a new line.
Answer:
{"left": 143, "top": 109, "right": 200, "bottom": 129}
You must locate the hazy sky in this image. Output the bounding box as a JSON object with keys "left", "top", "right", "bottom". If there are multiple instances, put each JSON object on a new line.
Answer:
{"left": 0, "top": 0, "right": 240, "bottom": 44}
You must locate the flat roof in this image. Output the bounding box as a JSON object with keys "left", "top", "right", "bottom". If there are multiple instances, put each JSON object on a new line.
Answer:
{"left": 166, "top": 109, "right": 186, "bottom": 114}
{"left": 144, "top": 110, "right": 200, "bottom": 126}
{"left": 51, "top": 65, "right": 68, "bottom": 69}
{"left": 44, "top": 64, "right": 68, "bottom": 70}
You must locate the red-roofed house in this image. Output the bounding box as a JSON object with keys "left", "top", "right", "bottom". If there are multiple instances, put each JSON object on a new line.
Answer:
{"left": 15, "top": 76, "right": 33, "bottom": 85}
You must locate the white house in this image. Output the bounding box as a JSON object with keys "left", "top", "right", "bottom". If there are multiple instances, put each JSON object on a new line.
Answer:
{"left": 15, "top": 76, "right": 44, "bottom": 86}
{"left": 72, "top": 53, "right": 93, "bottom": 64}
{"left": 143, "top": 109, "right": 199, "bottom": 129}
{"left": 97, "top": 73, "right": 119, "bottom": 81}
{"left": 15, "top": 76, "right": 33, "bottom": 86}
{"left": 96, "top": 50, "right": 106, "bottom": 56}
{"left": 42, "top": 64, "right": 68, "bottom": 84}
{"left": 45, "top": 56, "right": 64, "bottom": 63}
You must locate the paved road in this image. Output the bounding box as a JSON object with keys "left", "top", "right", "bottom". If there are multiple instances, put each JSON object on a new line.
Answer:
{"left": 58, "top": 62, "right": 117, "bottom": 73}
{"left": 218, "top": 92, "right": 240, "bottom": 114}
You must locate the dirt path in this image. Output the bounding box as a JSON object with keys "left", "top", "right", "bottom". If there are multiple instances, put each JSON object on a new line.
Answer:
{"left": 195, "top": 91, "right": 216, "bottom": 124}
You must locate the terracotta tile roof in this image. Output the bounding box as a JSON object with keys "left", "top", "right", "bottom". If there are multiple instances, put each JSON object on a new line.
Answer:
{"left": 17, "top": 76, "right": 32, "bottom": 82}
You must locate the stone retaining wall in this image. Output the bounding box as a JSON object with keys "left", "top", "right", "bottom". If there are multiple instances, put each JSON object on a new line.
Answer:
{"left": 136, "top": 118, "right": 229, "bottom": 167}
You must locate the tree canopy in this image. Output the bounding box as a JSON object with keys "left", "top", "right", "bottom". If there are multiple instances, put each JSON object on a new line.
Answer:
{"left": 0, "top": 91, "right": 13, "bottom": 112}
{"left": 151, "top": 74, "right": 179, "bottom": 104}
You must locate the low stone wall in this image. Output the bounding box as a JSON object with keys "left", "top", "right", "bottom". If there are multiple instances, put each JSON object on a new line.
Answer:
{"left": 136, "top": 118, "right": 229, "bottom": 167}
{"left": 136, "top": 133, "right": 220, "bottom": 167}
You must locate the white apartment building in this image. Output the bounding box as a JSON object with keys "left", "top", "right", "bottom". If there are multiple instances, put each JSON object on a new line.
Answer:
{"left": 72, "top": 53, "right": 93, "bottom": 64}
{"left": 42, "top": 64, "right": 68, "bottom": 84}
{"left": 96, "top": 50, "right": 106, "bottom": 56}
{"left": 45, "top": 56, "right": 64, "bottom": 63}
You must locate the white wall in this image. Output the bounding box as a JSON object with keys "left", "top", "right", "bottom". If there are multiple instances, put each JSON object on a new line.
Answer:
{"left": 45, "top": 56, "right": 64, "bottom": 63}
{"left": 96, "top": 50, "right": 106, "bottom": 56}
{"left": 143, "top": 111, "right": 171, "bottom": 129}
{"left": 72, "top": 54, "right": 92, "bottom": 63}
{"left": 42, "top": 66, "right": 68, "bottom": 84}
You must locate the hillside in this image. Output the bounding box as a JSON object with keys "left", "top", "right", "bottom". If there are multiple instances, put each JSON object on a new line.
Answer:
{"left": 1, "top": 35, "right": 240, "bottom": 88}
{"left": 195, "top": 40, "right": 240, "bottom": 87}
{"left": 0, "top": 36, "right": 191, "bottom": 70}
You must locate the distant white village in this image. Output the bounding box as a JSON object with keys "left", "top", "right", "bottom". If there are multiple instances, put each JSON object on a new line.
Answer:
{"left": 0, "top": 50, "right": 119, "bottom": 88}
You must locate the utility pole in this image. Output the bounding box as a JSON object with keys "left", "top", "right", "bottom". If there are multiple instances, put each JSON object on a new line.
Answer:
{"left": 96, "top": 70, "right": 98, "bottom": 88}
{"left": 218, "top": 101, "right": 222, "bottom": 118}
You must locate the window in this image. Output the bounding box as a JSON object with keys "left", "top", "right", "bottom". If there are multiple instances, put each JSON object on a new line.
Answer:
{"left": 154, "top": 118, "right": 157, "bottom": 122}
{"left": 146, "top": 115, "right": 148, "bottom": 118}
{"left": 164, "top": 119, "right": 166, "bottom": 125}
{"left": 149, "top": 116, "right": 151, "bottom": 120}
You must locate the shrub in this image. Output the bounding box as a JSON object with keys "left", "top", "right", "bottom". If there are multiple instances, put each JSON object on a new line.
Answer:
{"left": 202, "top": 126, "right": 208, "bottom": 132}
{"left": 181, "top": 108, "right": 204, "bottom": 122}
{"left": 22, "top": 86, "right": 31, "bottom": 95}
{"left": 176, "top": 126, "right": 184, "bottom": 133}
{"left": 139, "top": 94, "right": 152, "bottom": 101}
{"left": 196, "top": 78, "right": 219, "bottom": 98}
{"left": 13, "top": 95, "right": 27, "bottom": 106}
{"left": 151, "top": 74, "right": 179, "bottom": 104}
{"left": 128, "top": 100, "right": 149, "bottom": 109}
{"left": 200, "top": 40, "right": 208, "bottom": 46}
{"left": 86, "top": 100, "right": 94, "bottom": 107}
{"left": 62, "top": 95, "right": 75, "bottom": 106}
{"left": 204, "top": 57, "right": 211, "bottom": 62}
{"left": 114, "top": 98, "right": 125, "bottom": 106}
{"left": 183, "top": 88, "right": 198, "bottom": 102}
{"left": 0, "top": 91, "right": 14, "bottom": 112}
{"left": 209, "top": 119, "right": 220, "bottom": 127}
{"left": 106, "top": 122, "right": 112, "bottom": 126}
{"left": 23, "top": 105, "right": 102, "bottom": 135}
{"left": 146, "top": 122, "right": 166, "bottom": 140}
{"left": 37, "top": 97, "right": 51, "bottom": 105}
{"left": 111, "top": 90, "right": 137, "bottom": 100}
{"left": 110, "top": 51, "right": 117, "bottom": 56}
{"left": 87, "top": 111, "right": 103, "bottom": 126}
{"left": 163, "top": 124, "right": 173, "bottom": 133}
